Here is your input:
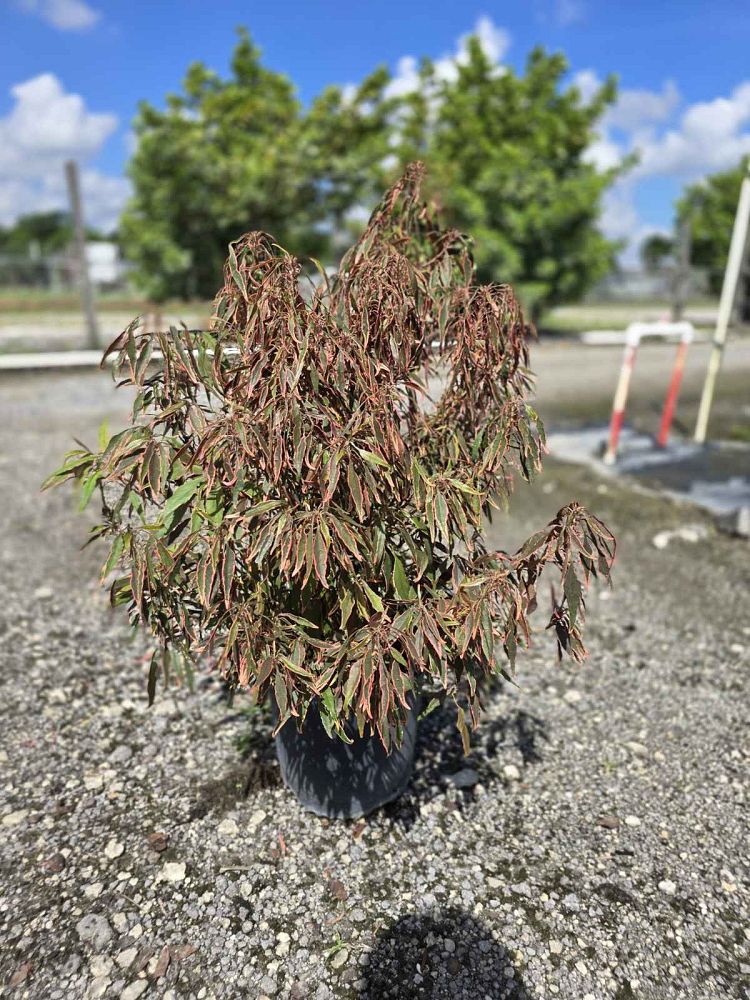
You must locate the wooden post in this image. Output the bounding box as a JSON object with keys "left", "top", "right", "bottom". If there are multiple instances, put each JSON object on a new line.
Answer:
{"left": 671, "top": 218, "right": 692, "bottom": 322}
{"left": 64, "top": 160, "right": 99, "bottom": 350}
{"left": 694, "top": 165, "right": 750, "bottom": 443}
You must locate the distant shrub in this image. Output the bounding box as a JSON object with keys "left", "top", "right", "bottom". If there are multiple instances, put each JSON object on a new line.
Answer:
{"left": 46, "top": 163, "right": 614, "bottom": 749}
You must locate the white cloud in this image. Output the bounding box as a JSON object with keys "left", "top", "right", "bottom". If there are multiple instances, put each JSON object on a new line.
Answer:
{"left": 18, "top": 0, "right": 100, "bottom": 31}
{"left": 0, "top": 74, "right": 128, "bottom": 230}
{"left": 633, "top": 82, "right": 750, "bottom": 179}
{"left": 384, "top": 16, "right": 510, "bottom": 99}
{"left": 584, "top": 135, "right": 622, "bottom": 172}
{"left": 606, "top": 80, "right": 680, "bottom": 132}
{"left": 572, "top": 69, "right": 602, "bottom": 104}
{"left": 573, "top": 70, "right": 750, "bottom": 256}
{"left": 556, "top": 0, "right": 584, "bottom": 26}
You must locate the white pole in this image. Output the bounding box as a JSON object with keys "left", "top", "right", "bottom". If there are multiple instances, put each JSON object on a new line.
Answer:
{"left": 65, "top": 160, "right": 99, "bottom": 350}
{"left": 694, "top": 166, "right": 750, "bottom": 443}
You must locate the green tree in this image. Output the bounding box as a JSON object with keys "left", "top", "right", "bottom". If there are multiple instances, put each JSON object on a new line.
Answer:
{"left": 120, "top": 29, "right": 319, "bottom": 301}
{"left": 121, "top": 30, "right": 622, "bottom": 311}
{"left": 397, "top": 43, "right": 622, "bottom": 318}
{"left": 640, "top": 233, "right": 673, "bottom": 272}
{"left": 678, "top": 157, "right": 749, "bottom": 294}
{"left": 0, "top": 211, "right": 84, "bottom": 255}
{"left": 302, "top": 68, "right": 401, "bottom": 254}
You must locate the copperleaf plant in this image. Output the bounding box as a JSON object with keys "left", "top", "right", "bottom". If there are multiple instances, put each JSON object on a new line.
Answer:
{"left": 45, "top": 163, "right": 615, "bottom": 750}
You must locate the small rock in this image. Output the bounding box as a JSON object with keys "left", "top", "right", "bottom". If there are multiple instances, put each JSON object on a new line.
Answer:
{"left": 105, "top": 839, "right": 124, "bottom": 860}
{"left": 2, "top": 809, "right": 28, "bottom": 827}
{"left": 624, "top": 741, "right": 648, "bottom": 756}
{"left": 160, "top": 861, "right": 186, "bottom": 883}
{"left": 9, "top": 963, "right": 32, "bottom": 987}
{"left": 563, "top": 689, "right": 582, "bottom": 704}
{"left": 153, "top": 946, "right": 170, "bottom": 979}
{"left": 146, "top": 831, "right": 169, "bottom": 853}
{"left": 511, "top": 882, "right": 532, "bottom": 897}
{"left": 248, "top": 809, "right": 267, "bottom": 830}
{"left": 487, "top": 876, "right": 503, "bottom": 889}
{"left": 76, "top": 914, "right": 113, "bottom": 951}
{"left": 217, "top": 817, "right": 238, "bottom": 838}
{"left": 90, "top": 956, "right": 114, "bottom": 978}
{"left": 83, "top": 882, "right": 104, "bottom": 899}
{"left": 598, "top": 814, "right": 620, "bottom": 830}
{"left": 652, "top": 524, "right": 708, "bottom": 549}
{"left": 120, "top": 982, "right": 148, "bottom": 1000}
{"left": 331, "top": 948, "right": 349, "bottom": 969}
{"left": 549, "top": 940, "right": 562, "bottom": 955}
{"left": 448, "top": 768, "right": 479, "bottom": 789}
{"left": 444, "top": 939, "right": 456, "bottom": 954}
{"left": 40, "top": 852, "right": 66, "bottom": 873}
{"left": 658, "top": 879, "right": 677, "bottom": 895}
{"left": 329, "top": 878, "right": 348, "bottom": 902}
{"left": 502, "top": 764, "right": 521, "bottom": 781}
{"left": 87, "top": 976, "right": 110, "bottom": 998}
{"left": 276, "top": 932, "right": 291, "bottom": 957}
{"left": 561, "top": 893, "right": 580, "bottom": 912}
{"left": 624, "top": 815, "right": 641, "bottom": 828}
{"left": 34, "top": 586, "right": 54, "bottom": 600}
{"left": 109, "top": 745, "right": 133, "bottom": 765}
{"left": 116, "top": 948, "right": 138, "bottom": 969}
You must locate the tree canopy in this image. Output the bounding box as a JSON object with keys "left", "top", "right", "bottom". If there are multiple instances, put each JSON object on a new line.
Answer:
{"left": 121, "top": 28, "right": 622, "bottom": 310}
{"left": 640, "top": 233, "right": 674, "bottom": 273}
{"left": 678, "top": 156, "right": 749, "bottom": 294}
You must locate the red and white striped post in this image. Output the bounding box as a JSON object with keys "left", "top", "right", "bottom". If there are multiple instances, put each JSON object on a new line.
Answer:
{"left": 603, "top": 321, "right": 694, "bottom": 465}
{"left": 656, "top": 324, "right": 693, "bottom": 447}
{"left": 603, "top": 324, "right": 641, "bottom": 465}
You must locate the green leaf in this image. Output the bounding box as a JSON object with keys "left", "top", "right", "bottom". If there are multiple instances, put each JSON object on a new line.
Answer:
{"left": 162, "top": 477, "right": 202, "bottom": 522}
{"left": 354, "top": 447, "right": 389, "bottom": 469}
{"left": 274, "top": 671, "right": 288, "bottom": 717}
{"left": 79, "top": 471, "right": 102, "bottom": 511}
{"left": 564, "top": 564, "right": 583, "bottom": 627}
{"left": 340, "top": 589, "right": 354, "bottom": 629}
{"left": 392, "top": 554, "right": 414, "bottom": 600}
{"left": 98, "top": 420, "right": 109, "bottom": 451}
{"left": 147, "top": 649, "right": 159, "bottom": 707}
{"left": 433, "top": 489, "right": 449, "bottom": 542}
{"left": 347, "top": 464, "right": 364, "bottom": 520}
{"left": 456, "top": 707, "right": 471, "bottom": 755}
{"left": 361, "top": 580, "right": 384, "bottom": 614}
{"left": 102, "top": 534, "right": 125, "bottom": 579}
{"left": 419, "top": 697, "right": 441, "bottom": 720}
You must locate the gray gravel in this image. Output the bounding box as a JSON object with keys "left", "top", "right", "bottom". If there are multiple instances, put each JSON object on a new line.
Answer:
{"left": 1, "top": 370, "right": 748, "bottom": 1000}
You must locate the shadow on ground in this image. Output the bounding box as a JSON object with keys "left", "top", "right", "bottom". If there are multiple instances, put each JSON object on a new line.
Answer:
{"left": 382, "top": 697, "right": 549, "bottom": 830}
{"left": 194, "top": 685, "right": 549, "bottom": 828}
{"left": 358, "top": 907, "right": 534, "bottom": 999}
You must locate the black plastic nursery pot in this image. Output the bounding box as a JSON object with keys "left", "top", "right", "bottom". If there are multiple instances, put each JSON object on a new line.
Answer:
{"left": 273, "top": 698, "right": 418, "bottom": 819}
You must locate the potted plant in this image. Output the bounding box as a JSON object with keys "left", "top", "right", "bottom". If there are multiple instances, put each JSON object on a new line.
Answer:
{"left": 45, "top": 163, "right": 614, "bottom": 819}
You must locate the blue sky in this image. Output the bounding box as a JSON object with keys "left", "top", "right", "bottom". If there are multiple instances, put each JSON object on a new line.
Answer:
{"left": 2, "top": 0, "right": 750, "bottom": 259}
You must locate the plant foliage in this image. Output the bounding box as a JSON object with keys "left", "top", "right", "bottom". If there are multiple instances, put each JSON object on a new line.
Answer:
{"left": 46, "top": 164, "right": 615, "bottom": 749}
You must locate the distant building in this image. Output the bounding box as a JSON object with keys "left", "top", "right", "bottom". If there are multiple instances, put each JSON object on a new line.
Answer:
{"left": 589, "top": 266, "right": 709, "bottom": 303}
{"left": 0, "top": 240, "right": 130, "bottom": 292}
{"left": 84, "top": 241, "right": 128, "bottom": 288}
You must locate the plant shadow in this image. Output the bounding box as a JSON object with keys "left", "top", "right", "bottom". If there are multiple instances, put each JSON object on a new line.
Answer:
{"left": 358, "top": 907, "right": 535, "bottom": 999}
{"left": 381, "top": 693, "right": 549, "bottom": 830}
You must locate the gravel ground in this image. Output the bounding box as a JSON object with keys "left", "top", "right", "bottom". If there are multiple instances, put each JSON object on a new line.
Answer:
{"left": 1, "top": 371, "right": 748, "bottom": 1000}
